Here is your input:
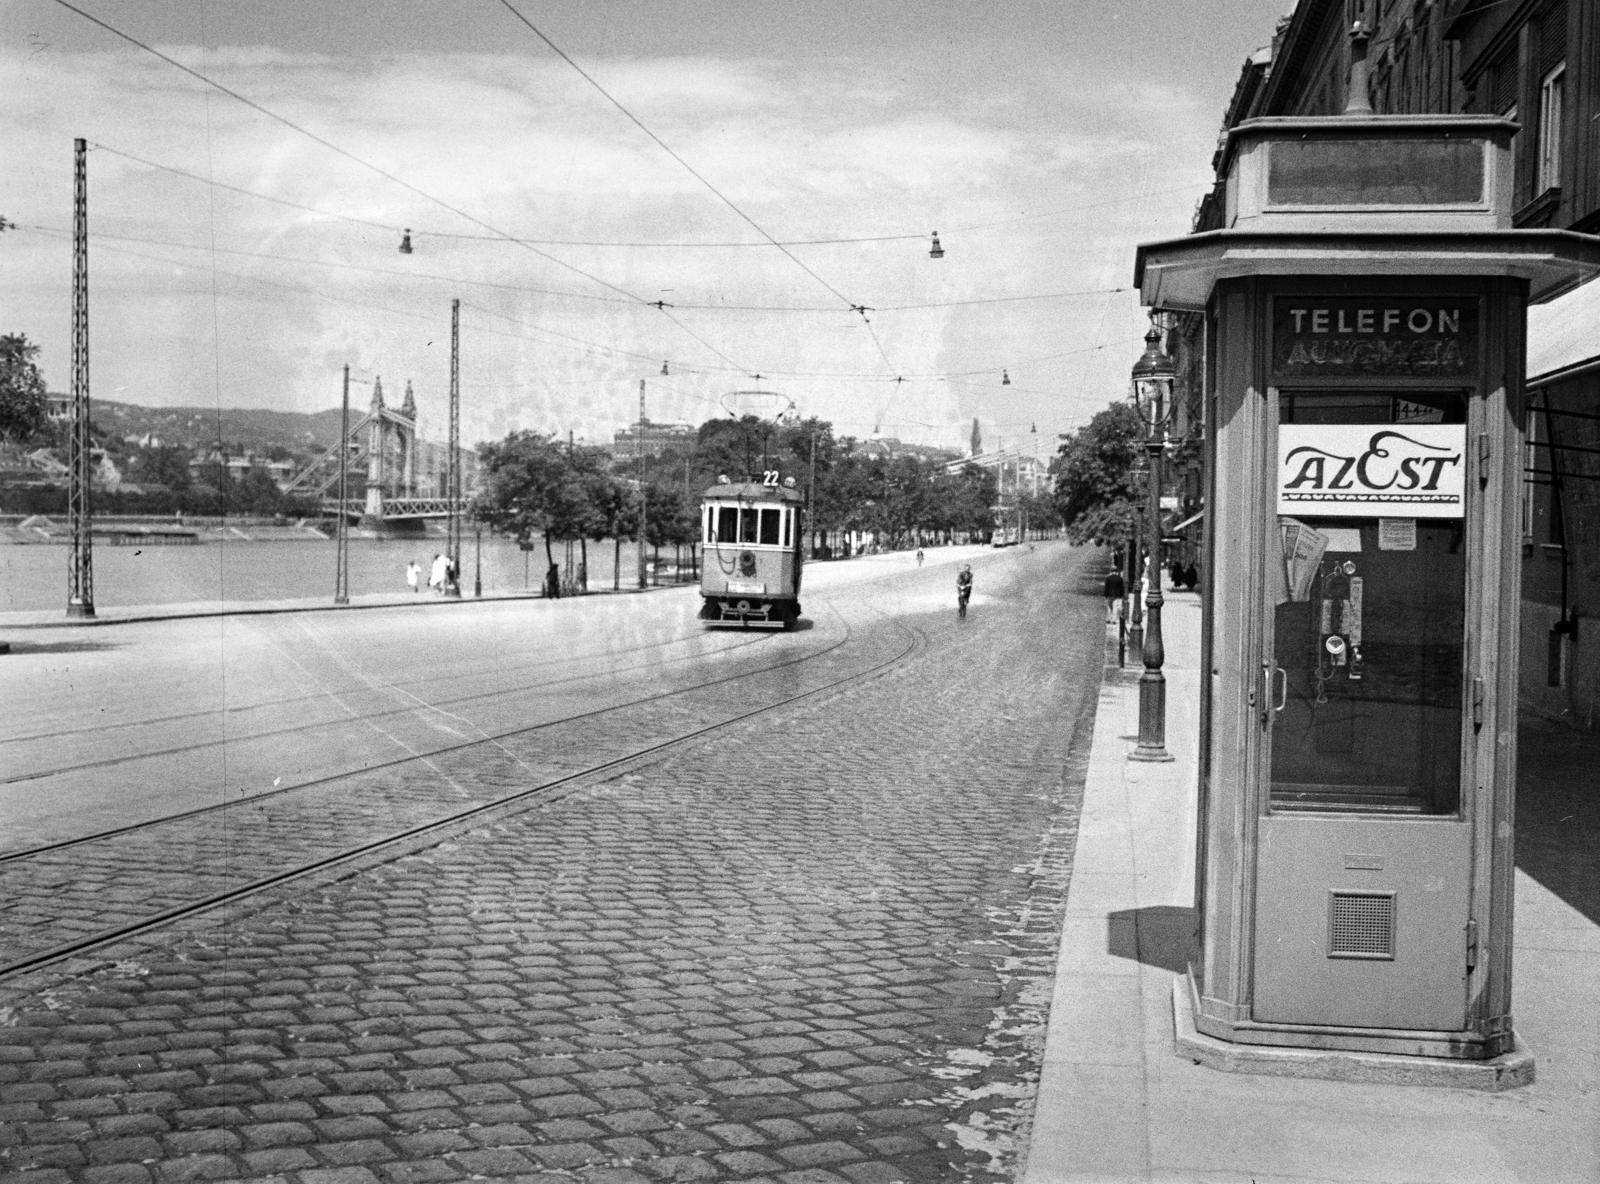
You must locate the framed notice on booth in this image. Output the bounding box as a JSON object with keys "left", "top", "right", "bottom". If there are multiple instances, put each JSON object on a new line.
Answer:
{"left": 1277, "top": 423, "right": 1465, "bottom": 517}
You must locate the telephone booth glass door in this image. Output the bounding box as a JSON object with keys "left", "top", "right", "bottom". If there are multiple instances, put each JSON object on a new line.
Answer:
{"left": 1271, "top": 391, "right": 1467, "bottom": 815}
{"left": 1254, "top": 386, "right": 1475, "bottom": 1032}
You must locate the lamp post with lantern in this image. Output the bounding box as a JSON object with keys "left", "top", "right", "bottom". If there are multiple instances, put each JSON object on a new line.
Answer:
{"left": 1130, "top": 317, "right": 1177, "bottom": 763}
{"left": 1125, "top": 451, "right": 1147, "bottom": 664}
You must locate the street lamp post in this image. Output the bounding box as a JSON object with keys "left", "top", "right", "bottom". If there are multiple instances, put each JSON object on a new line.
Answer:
{"left": 474, "top": 516, "right": 483, "bottom": 598}
{"left": 1125, "top": 453, "right": 1146, "bottom": 663}
{"left": 1130, "top": 318, "right": 1176, "bottom": 763}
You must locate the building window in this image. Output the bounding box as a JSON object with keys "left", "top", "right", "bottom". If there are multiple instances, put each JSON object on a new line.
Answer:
{"left": 1523, "top": 400, "right": 1539, "bottom": 542}
{"left": 1537, "top": 64, "right": 1564, "bottom": 193}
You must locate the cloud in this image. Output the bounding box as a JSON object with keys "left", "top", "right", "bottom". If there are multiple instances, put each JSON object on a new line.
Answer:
{"left": 1, "top": 29, "right": 1226, "bottom": 449}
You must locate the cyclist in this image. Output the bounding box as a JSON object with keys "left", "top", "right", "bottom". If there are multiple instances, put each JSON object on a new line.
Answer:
{"left": 956, "top": 564, "right": 973, "bottom": 619}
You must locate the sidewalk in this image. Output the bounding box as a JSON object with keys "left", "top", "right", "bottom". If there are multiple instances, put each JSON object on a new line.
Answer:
{"left": 0, "top": 585, "right": 631, "bottom": 630}
{"left": 1023, "top": 594, "right": 1600, "bottom": 1184}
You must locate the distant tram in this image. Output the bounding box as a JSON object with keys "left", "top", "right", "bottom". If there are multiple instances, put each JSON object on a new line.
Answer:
{"left": 698, "top": 475, "right": 804, "bottom": 629}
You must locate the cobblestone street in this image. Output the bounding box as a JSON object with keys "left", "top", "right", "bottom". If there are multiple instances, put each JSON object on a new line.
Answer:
{"left": 0, "top": 545, "right": 1108, "bottom": 1183}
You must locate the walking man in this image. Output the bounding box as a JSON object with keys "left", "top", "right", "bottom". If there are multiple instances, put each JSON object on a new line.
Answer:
{"left": 1104, "top": 564, "right": 1127, "bottom": 623}
{"left": 956, "top": 564, "right": 973, "bottom": 619}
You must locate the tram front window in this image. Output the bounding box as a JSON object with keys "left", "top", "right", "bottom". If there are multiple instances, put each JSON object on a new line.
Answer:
{"left": 1270, "top": 392, "right": 1467, "bottom": 815}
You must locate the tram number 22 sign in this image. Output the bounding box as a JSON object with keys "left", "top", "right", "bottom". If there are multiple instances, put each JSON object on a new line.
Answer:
{"left": 1278, "top": 424, "right": 1465, "bottom": 518}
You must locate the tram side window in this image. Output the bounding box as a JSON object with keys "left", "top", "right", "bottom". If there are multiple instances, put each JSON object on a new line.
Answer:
{"left": 760, "top": 508, "right": 781, "bottom": 545}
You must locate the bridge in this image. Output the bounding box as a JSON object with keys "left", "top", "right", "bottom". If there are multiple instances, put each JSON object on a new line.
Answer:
{"left": 283, "top": 378, "right": 473, "bottom": 529}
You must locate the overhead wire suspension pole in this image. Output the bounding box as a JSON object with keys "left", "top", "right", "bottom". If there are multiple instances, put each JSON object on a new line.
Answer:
{"left": 66, "top": 137, "right": 95, "bottom": 619}
{"left": 448, "top": 298, "right": 462, "bottom": 597}
{"left": 637, "top": 379, "right": 648, "bottom": 589}
{"left": 335, "top": 365, "right": 350, "bottom": 604}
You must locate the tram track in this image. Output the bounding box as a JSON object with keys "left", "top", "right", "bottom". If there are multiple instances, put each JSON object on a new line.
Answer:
{"left": 2, "top": 605, "right": 857, "bottom": 860}
{"left": 0, "top": 613, "right": 777, "bottom": 778}
{"left": 0, "top": 606, "right": 927, "bottom": 985}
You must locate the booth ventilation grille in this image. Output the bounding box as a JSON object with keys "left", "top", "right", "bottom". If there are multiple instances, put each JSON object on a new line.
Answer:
{"left": 1328, "top": 891, "right": 1396, "bottom": 960}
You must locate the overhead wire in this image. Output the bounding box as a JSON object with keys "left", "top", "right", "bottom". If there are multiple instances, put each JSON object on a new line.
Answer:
{"left": 24, "top": 219, "right": 1126, "bottom": 390}
{"left": 13, "top": 216, "right": 1125, "bottom": 315}
{"left": 50, "top": 0, "right": 757, "bottom": 384}
{"left": 47, "top": 0, "right": 1144, "bottom": 441}
{"left": 97, "top": 139, "right": 1180, "bottom": 252}
{"left": 491, "top": 0, "right": 861, "bottom": 313}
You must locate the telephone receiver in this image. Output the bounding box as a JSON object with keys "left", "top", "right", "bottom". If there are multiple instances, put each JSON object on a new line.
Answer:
{"left": 1318, "top": 564, "right": 1364, "bottom": 682}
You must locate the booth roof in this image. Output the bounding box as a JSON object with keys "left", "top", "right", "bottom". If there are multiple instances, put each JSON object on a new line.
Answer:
{"left": 1529, "top": 275, "right": 1600, "bottom": 386}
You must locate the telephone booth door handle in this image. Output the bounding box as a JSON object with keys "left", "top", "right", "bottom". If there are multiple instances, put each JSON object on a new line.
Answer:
{"left": 1261, "top": 663, "right": 1287, "bottom": 724}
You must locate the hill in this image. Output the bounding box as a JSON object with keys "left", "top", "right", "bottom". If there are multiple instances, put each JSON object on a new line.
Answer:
{"left": 87, "top": 400, "right": 345, "bottom": 457}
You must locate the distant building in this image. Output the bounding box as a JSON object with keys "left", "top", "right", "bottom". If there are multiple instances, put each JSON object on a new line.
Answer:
{"left": 854, "top": 437, "right": 962, "bottom": 464}
{"left": 187, "top": 450, "right": 297, "bottom": 490}
{"left": 613, "top": 419, "right": 695, "bottom": 457}
{"left": 944, "top": 448, "right": 1047, "bottom": 494}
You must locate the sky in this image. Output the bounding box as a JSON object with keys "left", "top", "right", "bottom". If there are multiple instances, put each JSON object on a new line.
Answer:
{"left": 2, "top": 0, "right": 1297, "bottom": 456}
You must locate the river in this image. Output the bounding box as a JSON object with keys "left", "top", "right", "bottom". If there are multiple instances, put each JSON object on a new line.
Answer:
{"left": 0, "top": 532, "right": 693, "bottom": 613}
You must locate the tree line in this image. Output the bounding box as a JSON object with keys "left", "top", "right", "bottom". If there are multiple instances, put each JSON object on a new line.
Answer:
{"left": 474, "top": 414, "right": 1058, "bottom": 582}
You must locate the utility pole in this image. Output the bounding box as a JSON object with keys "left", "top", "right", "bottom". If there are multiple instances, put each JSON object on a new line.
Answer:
{"left": 66, "top": 137, "right": 94, "bottom": 618}
{"left": 808, "top": 424, "right": 818, "bottom": 558}
{"left": 637, "top": 379, "right": 648, "bottom": 589}
{"left": 335, "top": 365, "right": 350, "bottom": 604}
{"left": 447, "top": 298, "right": 462, "bottom": 597}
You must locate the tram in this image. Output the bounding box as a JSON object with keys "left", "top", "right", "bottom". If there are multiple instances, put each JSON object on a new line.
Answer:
{"left": 698, "top": 475, "right": 804, "bottom": 629}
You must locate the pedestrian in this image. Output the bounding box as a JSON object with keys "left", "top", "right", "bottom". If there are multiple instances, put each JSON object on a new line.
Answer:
{"left": 1104, "top": 565, "right": 1126, "bottom": 623}
{"left": 445, "top": 555, "right": 459, "bottom": 597}
{"left": 405, "top": 559, "right": 421, "bottom": 594}
{"left": 956, "top": 564, "right": 973, "bottom": 619}
{"left": 429, "top": 552, "right": 447, "bottom": 595}
{"left": 916, "top": 548, "right": 925, "bottom": 567}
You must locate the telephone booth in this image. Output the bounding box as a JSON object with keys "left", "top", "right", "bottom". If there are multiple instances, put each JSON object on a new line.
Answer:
{"left": 1135, "top": 111, "right": 1599, "bottom": 1083}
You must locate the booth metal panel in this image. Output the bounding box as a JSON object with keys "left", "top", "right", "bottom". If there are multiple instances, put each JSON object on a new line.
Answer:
{"left": 1254, "top": 815, "right": 1469, "bottom": 1030}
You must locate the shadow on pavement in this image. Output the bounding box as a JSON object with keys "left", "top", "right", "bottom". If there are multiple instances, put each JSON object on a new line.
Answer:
{"left": 1516, "top": 717, "right": 1600, "bottom": 925}
{"left": 3, "top": 639, "right": 125, "bottom": 654}
{"left": 1108, "top": 905, "right": 1198, "bottom": 974}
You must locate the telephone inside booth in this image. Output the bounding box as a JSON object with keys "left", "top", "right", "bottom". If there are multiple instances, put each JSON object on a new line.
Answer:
{"left": 1271, "top": 390, "right": 1467, "bottom": 816}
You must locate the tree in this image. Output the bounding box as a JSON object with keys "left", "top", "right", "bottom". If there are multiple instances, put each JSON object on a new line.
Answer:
{"left": 644, "top": 483, "right": 694, "bottom": 551}
{"left": 0, "top": 333, "right": 49, "bottom": 444}
{"left": 590, "top": 472, "right": 637, "bottom": 592}
{"left": 475, "top": 431, "right": 571, "bottom": 579}
{"left": 235, "top": 467, "right": 285, "bottom": 517}
{"left": 128, "top": 443, "right": 194, "bottom": 493}
{"left": 1052, "top": 402, "right": 1144, "bottom": 550}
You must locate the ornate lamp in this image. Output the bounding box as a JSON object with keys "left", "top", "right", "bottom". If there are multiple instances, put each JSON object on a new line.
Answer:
{"left": 1130, "top": 317, "right": 1177, "bottom": 762}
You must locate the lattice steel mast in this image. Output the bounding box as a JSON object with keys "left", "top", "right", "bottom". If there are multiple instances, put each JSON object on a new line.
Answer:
{"left": 66, "top": 137, "right": 95, "bottom": 619}
{"left": 447, "top": 298, "right": 462, "bottom": 596}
